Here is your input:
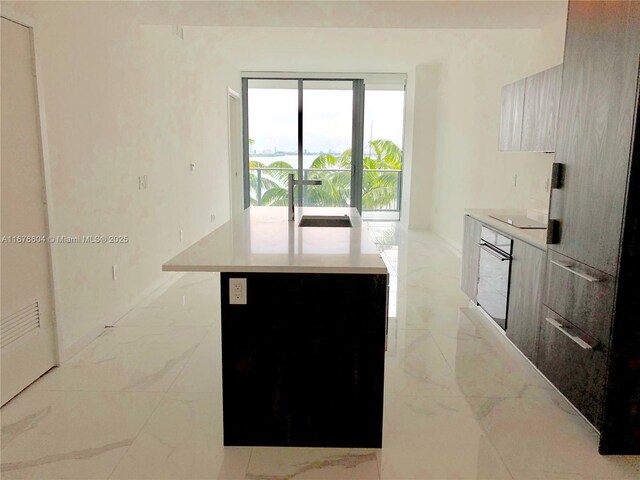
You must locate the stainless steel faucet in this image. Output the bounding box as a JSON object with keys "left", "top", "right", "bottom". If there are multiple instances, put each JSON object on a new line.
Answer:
{"left": 288, "top": 174, "right": 322, "bottom": 221}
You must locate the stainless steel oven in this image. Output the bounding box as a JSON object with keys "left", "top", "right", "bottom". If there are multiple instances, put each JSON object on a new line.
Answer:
{"left": 477, "top": 226, "right": 513, "bottom": 330}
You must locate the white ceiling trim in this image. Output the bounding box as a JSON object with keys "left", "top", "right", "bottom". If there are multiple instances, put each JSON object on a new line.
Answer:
{"left": 242, "top": 71, "right": 407, "bottom": 85}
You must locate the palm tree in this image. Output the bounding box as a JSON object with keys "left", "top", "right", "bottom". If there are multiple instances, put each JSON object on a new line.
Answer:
{"left": 306, "top": 139, "right": 402, "bottom": 210}
{"left": 306, "top": 152, "right": 352, "bottom": 207}
{"left": 362, "top": 139, "right": 402, "bottom": 210}
{"left": 249, "top": 160, "right": 295, "bottom": 206}
{"left": 248, "top": 139, "right": 402, "bottom": 210}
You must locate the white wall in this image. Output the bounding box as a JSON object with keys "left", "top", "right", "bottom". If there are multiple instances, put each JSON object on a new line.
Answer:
{"left": 189, "top": 24, "right": 566, "bottom": 247}
{"left": 2, "top": 1, "right": 566, "bottom": 355}
{"left": 4, "top": 1, "right": 240, "bottom": 356}
{"left": 424, "top": 15, "right": 568, "bottom": 249}
{"left": 403, "top": 64, "right": 440, "bottom": 230}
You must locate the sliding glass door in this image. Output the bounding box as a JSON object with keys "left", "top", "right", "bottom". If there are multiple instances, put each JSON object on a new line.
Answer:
{"left": 243, "top": 76, "right": 404, "bottom": 220}
{"left": 302, "top": 81, "right": 353, "bottom": 207}
{"left": 362, "top": 83, "right": 405, "bottom": 220}
{"left": 245, "top": 80, "right": 298, "bottom": 207}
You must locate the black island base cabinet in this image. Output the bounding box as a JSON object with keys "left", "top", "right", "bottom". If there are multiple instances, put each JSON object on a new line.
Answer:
{"left": 220, "top": 272, "right": 388, "bottom": 448}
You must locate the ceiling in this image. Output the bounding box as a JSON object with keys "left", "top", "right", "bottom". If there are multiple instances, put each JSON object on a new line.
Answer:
{"left": 136, "top": 1, "right": 568, "bottom": 29}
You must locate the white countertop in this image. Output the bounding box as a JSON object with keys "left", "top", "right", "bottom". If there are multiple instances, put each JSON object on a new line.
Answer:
{"left": 162, "top": 206, "right": 388, "bottom": 274}
{"left": 465, "top": 208, "right": 548, "bottom": 250}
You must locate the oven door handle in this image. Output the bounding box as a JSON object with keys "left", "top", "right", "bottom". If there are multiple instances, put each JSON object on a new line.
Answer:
{"left": 479, "top": 242, "right": 511, "bottom": 262}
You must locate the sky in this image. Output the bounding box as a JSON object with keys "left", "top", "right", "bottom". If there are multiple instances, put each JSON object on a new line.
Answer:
{"left": 248, "top": 84, "right": 405, "bottom": 156}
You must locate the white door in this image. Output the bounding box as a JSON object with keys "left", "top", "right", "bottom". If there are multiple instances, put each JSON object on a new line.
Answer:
{"left": 1, "top": 17, "right": 58, "bottom": 405}
{"left": 227, "top": 89, "right": 244, "bottom": 219}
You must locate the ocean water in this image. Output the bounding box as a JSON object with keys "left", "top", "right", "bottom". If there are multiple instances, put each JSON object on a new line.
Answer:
{"left": 249, "top": 154, "right": 343, "bottom": 170}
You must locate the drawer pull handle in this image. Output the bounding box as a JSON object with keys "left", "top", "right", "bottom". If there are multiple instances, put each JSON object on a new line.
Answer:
{"left": 550, "top": 260, "right": 600, "bottom": 283}
{"left": 545, "top": 317, "right": 593, "bottom": 350}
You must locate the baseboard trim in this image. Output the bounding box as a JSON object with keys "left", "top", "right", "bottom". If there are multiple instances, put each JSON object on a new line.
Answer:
{"left": 464, "top": 303, "right": 600, "bottom": 436}
{"left": 433, "top": 230, "right": 462, "bottom": 258}
{"left": 58, "top": 272, "right": 185, "bottom": 364}
{"left": 58, "top": 324, "right": 105, "bottom": 364}
{"left": 129, "top": 271, "right": 186, "bottom": 310}
{"left": 109, "top": 271, "right": 186, "bottom": 326}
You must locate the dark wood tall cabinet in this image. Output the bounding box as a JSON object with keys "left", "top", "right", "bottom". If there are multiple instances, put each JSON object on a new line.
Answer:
{"left": 546, "top": 0, "right": 640, "bottom": 454}
{"left": 551, "top": 0, "right": 639, "bottom": 277}
{"left": 602, "top": 0, "right": 640, "bottom": 455}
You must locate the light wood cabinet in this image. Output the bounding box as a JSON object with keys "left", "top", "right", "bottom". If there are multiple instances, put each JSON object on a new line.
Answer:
{"left": 522, "top": 65, "right": 563, "bottom": 152}
{"left": 460, "top": 216, "right": 482, "bottom": 302}
{"left": 498, "top": 79, "right": 526, "bottom": 151}
{"left": 506, "top": 239, "right": 545, "bottom": 363}
{"left": 499, "top": 64, "right": 562, "bottom": 152}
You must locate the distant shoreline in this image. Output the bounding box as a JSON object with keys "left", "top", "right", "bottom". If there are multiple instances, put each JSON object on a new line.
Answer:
{"left": 249, "top": 152, "right": 338, "bottom": 157}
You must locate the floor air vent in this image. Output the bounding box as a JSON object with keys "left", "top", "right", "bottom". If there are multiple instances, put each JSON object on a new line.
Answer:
{"left": 1, "top": 301, "right": 40, "bottom": 349}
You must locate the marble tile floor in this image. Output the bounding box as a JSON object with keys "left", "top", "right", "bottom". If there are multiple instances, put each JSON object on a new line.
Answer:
{"left": 2, "top": 224, "right": 640, "bottom": 479}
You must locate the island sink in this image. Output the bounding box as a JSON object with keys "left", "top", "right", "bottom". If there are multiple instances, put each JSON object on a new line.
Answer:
{"left": 162, "top": 207, "right": 388, "bottom": 448}
{"left": 298, "top": 214, "right": 352, "bottom": 228}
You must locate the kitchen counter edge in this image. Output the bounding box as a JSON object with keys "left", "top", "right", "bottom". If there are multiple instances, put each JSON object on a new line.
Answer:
{"left": 465, "top": 209, "right": 548, "bottom": 251}
{"left": 162, "top": 206, "right": 389, "bottom": 275}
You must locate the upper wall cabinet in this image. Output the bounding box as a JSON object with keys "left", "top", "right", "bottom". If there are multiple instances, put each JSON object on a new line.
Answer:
{"left": 522, "top": 65, "right": 563, "bottom": 152}
{"left": 498, "top": 79, "right": 526, "bottom": 151}
{"left": 499, "top": 64, "right": 563, "bottom": 153}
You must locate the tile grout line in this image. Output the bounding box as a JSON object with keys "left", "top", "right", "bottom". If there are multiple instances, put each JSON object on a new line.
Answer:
{"left": 421, "top": 308, "right": 582, "bottom": 479}
{"left": 105, "top": 390, "right": 168, "bottom": 480}
{"left": 163, "top": 323, "right": 214, "bottom": 393}
{"left": 243, "top": 446, "right": 254, "bottom": 479}
{"left": 476, "top": 420, "right": 518, "bottom": 480}
{"left": 32, "top": 327, "right": 214, "bottom": 394}
{"left": 421, "top": 330, "right": 456, "bottom": 377}
{"left": 105, "top": 302, "right": 214, "bottom": 478}
{"left": 106, "top": 285, "right": 217, "bottom": 478}
{"left": 403, "top": 302, "right": 517, "bottom": 478}
{"left": 106, "top": 280, "right": 222, "bottom": 478}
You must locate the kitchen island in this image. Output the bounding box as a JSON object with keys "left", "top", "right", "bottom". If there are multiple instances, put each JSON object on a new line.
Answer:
{"left": 163, "top": 207, "right": 388, "bottom": 448}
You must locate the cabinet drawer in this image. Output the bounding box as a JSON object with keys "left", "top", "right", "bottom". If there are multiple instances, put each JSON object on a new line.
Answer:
{"left": 537, "top": 307, "right": 607, "bottom": 428}
{"left": 544, "top": 251, "right": 614, "bottom": 347}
